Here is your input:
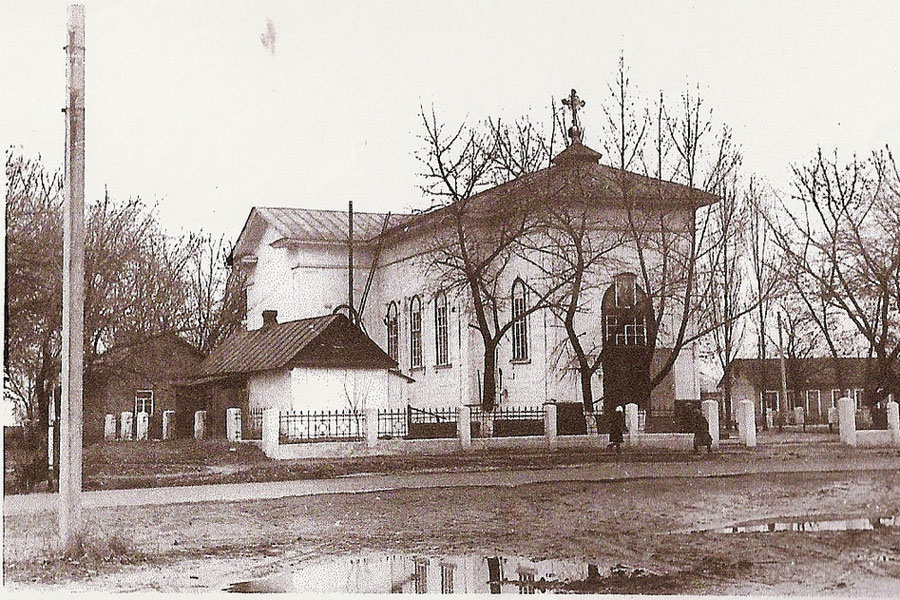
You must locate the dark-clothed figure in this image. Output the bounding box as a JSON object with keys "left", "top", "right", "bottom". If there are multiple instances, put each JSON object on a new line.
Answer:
{"left": 692, "top": 408, "right": 713, "bottom": 453}
{"left": 607, "top": 406, "right": 625, "bottom": 453}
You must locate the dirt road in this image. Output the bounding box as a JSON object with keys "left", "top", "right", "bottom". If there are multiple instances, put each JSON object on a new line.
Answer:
{"left": 4, "top": 446, "right": 900, "bottom": 595}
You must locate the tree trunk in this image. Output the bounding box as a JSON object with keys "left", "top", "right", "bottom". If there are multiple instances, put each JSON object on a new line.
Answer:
{"left": 482, "top": 344, "right": 497, "bottom": 411}
{"left": 579, "top": 362, "right": 594, "bottom": 412}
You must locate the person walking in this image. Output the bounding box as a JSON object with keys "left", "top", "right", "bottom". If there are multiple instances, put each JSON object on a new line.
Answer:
{"left": 692, "top": 407, "right": 713, "bottom": 454}
{"left": 607, "top": 405, "right": 625, "bottom": 454}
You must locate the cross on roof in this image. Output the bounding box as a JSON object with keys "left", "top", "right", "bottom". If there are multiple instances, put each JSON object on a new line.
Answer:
{"left": 562, "top": 88, "right": 585, "bottom": 143}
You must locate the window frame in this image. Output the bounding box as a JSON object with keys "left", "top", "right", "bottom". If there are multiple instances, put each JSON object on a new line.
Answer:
{"left": 511, "top": 278, "right": 529, "bottom": 361}
{"left": 386, "top": 301, "right": 399, "bottom": 362}
{"left": 409, "top": 295, "right": 423, "bottom": 369}
{"left": 134, "top": 389, "right": 154, "bottom": 416}
{"left": 434, "top": 292, "right": 450, "bottom": 366}
{"left": 806, "top": 389, "right": 821, "bottom": 415}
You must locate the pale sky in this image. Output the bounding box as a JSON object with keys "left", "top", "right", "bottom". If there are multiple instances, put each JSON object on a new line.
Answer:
{"left": 2, "top": 0, "right": 899, "bottom": 243}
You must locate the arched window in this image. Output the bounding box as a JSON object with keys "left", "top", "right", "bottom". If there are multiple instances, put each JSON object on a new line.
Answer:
{"left": 409, "top": 295, "right": 423, "bottom": 368}
{"left": 385, "top": 301, "right": 399, "bottom": 362}
{"left": 434, "top": 292, "right": 449, "bottom": 366}
{"left": 511, "top": 278, "right": 529, "bottom": 361}
{"left": 603, "top": 273, "right": 649, "bottom": 346}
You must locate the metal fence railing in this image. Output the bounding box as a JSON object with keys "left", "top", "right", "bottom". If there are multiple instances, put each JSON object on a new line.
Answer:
{"left": 407, "top": 405, "right": 457, "bottom": 439}
{"left": 243, "top": 407, "right": 263, "bottom": 440}
{"left": 377, "top": 408, "right": 408, "bottom": 439}
{"left": 279, "top": 410, "right": 365, "bottom": 444}
{"left": 491, "top": 405, "right": 544, "bottom": 437}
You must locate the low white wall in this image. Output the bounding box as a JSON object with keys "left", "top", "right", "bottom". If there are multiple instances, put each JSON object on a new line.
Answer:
{"left": 627, "top": 433, "right": 694, "bottom": 450}
{"left": 856, "top": 430, "right": 896, "bottom": 448}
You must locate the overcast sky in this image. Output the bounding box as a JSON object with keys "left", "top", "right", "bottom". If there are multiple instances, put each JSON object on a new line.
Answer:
{"left": 2, "top": 1, "right": 898, "bottom": 243}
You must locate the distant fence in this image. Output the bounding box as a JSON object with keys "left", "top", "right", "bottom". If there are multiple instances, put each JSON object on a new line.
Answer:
{"left": 279, "top": 410, "right": 365, "bottom": 444}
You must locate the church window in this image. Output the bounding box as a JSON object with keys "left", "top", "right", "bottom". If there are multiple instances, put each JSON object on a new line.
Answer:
{"left": 410, "top": 296, "right": 423, "bottom": 368}
{"left": 386, "top": 302, "right": 399, "bottom": 362}
{"left": 434, "top": 292, "right": 449, "bottom": 366}
{"left": 134, "top": 390, "right": 154, "bottom": 415}
{"left": 512, "top": 279, "right": 529, "bottom": 361}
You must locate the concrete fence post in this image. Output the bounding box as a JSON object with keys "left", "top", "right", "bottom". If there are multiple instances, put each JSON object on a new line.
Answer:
{"left": 458, "top": 405, "right": 472, "bottom": 450}
{"left": 365, "top": 407, "right": 379, "bottom": 448}
{"left": 136, "top": 411, "right": 149, "bottom": 440}
{"left": 120, "top": 411, "right": 133, "bottom": 441}
{"left": 701, "top": 399, "right": 719, "bottom": 448}
{"left": 838, "top": 396, "right": 856, "bottom": 447}
{"left": 162, "top": 410, "right": 175, "bottom": 441}
{"left": 740, "top": 400, "right": 756, "bottom": 447}
{"left": 544, "top": 403, "right": 558, "bottom": 450}
{"left": 226, "top": 408, "right": 242, "bottom": 441}
{"left": 103, "top": 414, "right": 116, "bottom": 441}
{"left": 885, "top": 400, "right": 899, "bottom": 446}
{"left": 262, "top": 408, "right": 279, "bottom": 457}
{"left": 194, "top": 410, "right": 207, "bottom": 441}
{"left": 624, "top": 403, "right": 639, "bottom": 435}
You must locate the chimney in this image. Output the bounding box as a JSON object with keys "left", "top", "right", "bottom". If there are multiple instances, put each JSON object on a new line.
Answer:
{"left": 262, "top": 310, "right": 278, "bottom": 327}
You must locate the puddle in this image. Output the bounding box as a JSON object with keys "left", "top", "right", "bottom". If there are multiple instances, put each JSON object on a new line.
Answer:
{"left": 717, "top": 515, "right": 898, "bottom": 534}
{"left": 225, "top": 553, "right": 663, "bottom": 594}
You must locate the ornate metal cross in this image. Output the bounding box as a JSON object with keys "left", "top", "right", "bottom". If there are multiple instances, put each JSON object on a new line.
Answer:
{"left": 562, "top": 88, "right": 585, "bottom": 133}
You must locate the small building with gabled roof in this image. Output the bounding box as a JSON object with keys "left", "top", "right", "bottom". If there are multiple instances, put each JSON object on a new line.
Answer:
{"left": 182, "top": 312, "right": 404, "bottom": 429}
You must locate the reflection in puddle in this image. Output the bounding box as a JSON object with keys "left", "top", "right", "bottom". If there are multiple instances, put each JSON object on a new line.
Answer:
{"left": 719, "top": 515, "right": 898, "bottom": 534}
{"left": 225, "top": 553, "right": 650, "bottom": 594}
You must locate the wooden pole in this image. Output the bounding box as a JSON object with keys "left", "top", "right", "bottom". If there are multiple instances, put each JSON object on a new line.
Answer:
{"left": 60, "top": 3, "right": 85, "bottom": 550}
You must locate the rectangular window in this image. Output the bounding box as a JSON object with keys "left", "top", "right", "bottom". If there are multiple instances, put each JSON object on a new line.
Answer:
{"left": 387, "top": 319, "right": 399, "bottom": 362}
{"left": 414, "top": 559, "right": 429, "bottom": 594}
{"left": 440, "top": 563, "right": 455, "bottom": 594}
{"left": 763, "top": 390, "right": 779, "bottom": 411}
{"left": 134, "top": 390, "right": 154, "bottom": 415}
{"left": 435, "top": 297, "right": 449, "bottom": 366}
{"left": 512, "top": 295, "right": 529, "bottom": 361}
{"left": 853, "top": 388, "right": 864, "bottom": 409}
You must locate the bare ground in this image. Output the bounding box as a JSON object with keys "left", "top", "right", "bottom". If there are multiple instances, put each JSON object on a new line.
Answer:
{"left": 4, "top": 454, "right": 900, "bottom": 595}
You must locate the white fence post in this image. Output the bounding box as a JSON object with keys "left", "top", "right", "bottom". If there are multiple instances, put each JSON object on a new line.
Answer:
{"left": 887, "top": 400, "right": 900, "bottom": 446}
{"left": 458, "top": 405, "right": 472, "bottom": 450}
{"left": 135, "top": 411, "right": 149, "bottom": 440}
{"left": 120, "top": 411, "right": 133, "bottom": 441}
{"left": 194, "top": 410, "right": 207, "bottom": 440}
{"left": 365, "top": 407, "right": 379, "bottom": 448}
{"left": 740, "top": 400, "right": 756, "bottom": 447}
{"left": 624, "top": 403, "right": 639, "bottom": 435}
{"left": 701, "top": 399, "right": 719, "bottom": 448}
{"left": 544, "top": 403, "right": 558, "bottom": 449}
{"left": 262, "top": 408, "right": 279, "bottom": 457}
{"left": 226, "top": 408, "right": 242, "bottom": 441}
{"left": 103, "top": 414, "right": 116, "bottom": 441}
{"left": 838, "top": 396, "right": 856, "bottom": 447}
{"left": 162, "top": 410, "right": 175, "bottom": 440}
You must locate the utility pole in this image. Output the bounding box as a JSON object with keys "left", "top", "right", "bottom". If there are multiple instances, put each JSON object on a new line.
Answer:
{"left": 348, "top": 200, "right": 354, "bottom": 324}
{"left": 60, "top": 3, "right": 85, "bottom": 550}
{"left": 777, "top": 312, "right": 789, "bottom": 431}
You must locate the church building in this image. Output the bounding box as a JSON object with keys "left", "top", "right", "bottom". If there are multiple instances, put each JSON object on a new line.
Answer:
{"left": 222, "top": 92, "right": 715, "bottom": 424}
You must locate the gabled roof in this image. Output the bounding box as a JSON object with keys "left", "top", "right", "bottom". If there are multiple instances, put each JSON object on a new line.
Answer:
{"left": 229, "top": 206, "right": 413, "bottom": 262}
{"left": 229, "top": 141, "right": 718, "bottom": 261}
{"left": 189, "top": 314, "right": 397, "bottom": 384}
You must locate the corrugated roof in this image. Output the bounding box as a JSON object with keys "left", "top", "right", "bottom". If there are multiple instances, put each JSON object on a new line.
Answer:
{"left": 257, "top": 206, "right": 412, "bottom": 243}
{"left": 191, "top": 313, "right": 396, "bottom": 383}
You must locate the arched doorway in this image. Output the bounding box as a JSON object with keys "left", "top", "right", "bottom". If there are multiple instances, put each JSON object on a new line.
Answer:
{"left": 601, "top": 273, "right": 654, "bottom": 414}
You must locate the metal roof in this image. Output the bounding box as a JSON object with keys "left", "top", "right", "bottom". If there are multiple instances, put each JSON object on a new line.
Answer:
{"left": 256, "top": 206, "right": 412, "bottom": 243}
{"left": 191, "top": 314, "right": 396, "bottom": 382}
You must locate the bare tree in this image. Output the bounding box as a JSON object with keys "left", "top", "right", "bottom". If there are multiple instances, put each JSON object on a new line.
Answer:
{"left": 414, "top": 106, "right": 567, "bottom": 410}
{"left": 770, "top": 146, "right": 900, "bottom": 402}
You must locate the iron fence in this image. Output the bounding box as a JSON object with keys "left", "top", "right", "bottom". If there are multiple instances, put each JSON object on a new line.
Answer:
{"left": 492, "top": 405, "right": 544, "bottom": 437}
{"left": 243, "top": 407, "right": 263, "bottom": 440}
{"left": 279, "top": 410, "right": 365, "bottom": 444}
{"left": 407, "top": 406, "right": 458, "bottom": 423}
{"left": 377, "top": 408, "right": 409, "bottom": 439}
{"left": 407, "top": 406, "right": 458, "bottom": 439}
